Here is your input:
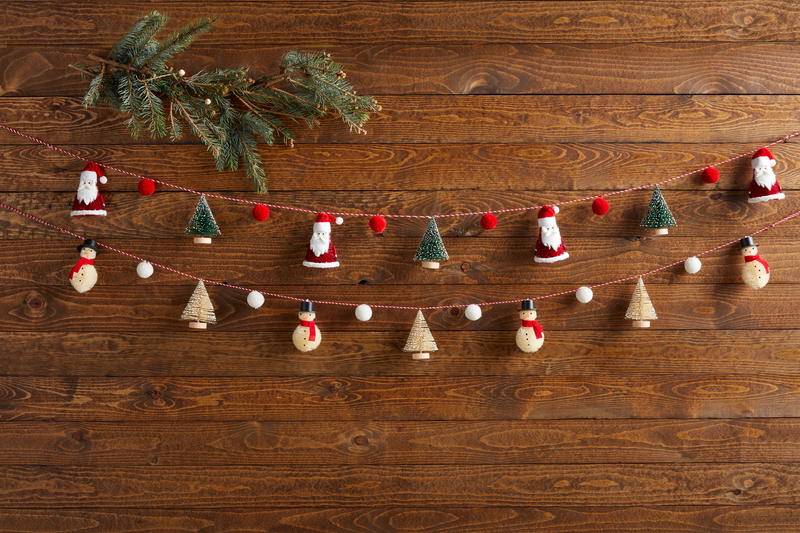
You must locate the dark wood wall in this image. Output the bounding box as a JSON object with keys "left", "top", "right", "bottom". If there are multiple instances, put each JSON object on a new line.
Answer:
{"left": 2, "top": 2, "right": 800, "bottom": 531}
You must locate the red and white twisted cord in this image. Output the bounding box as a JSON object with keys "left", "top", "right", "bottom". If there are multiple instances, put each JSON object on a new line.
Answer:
{"left": 1, "top": 122, "right": 797, "bottom": 219}
{"left": 2, "top": 202, "right": 798, "bottom": 310}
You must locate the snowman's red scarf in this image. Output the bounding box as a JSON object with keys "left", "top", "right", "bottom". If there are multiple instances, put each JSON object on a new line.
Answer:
{"left": 69, "top": 257, "right": 93, "bottom": 279}
{"left": 300, "top": 319, "right": 317, "bottom": 341}
{"left": 521, "top": 319, "right": 543, "bottom": 339}
{"left": 744, "top": 254, "right": 770, "bottom": 274}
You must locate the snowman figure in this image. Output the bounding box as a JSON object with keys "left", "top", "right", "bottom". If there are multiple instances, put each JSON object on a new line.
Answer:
{"left": 292, "top": 300, "right": 322, "bottom": 352}
{"left": 516, "top": 299, "right": 544, "bottom": 353}
{"left": 69, "top": 239, "right": 99, "bottom": 293}
{"left": 740, "top": 236, "right": 770, "bottom": 290}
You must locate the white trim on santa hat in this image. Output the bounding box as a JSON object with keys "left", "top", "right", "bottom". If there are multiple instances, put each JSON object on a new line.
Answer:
{"left": 303, "top": 260, "right": 340, "bottom": 268}
{"left": 313, "top": 222, "right": 331, "bottom": 233}
{"left": 534, "top": 251, "right": 569, "bottom": 263}
{"left": 748, "top": 192, "right": 785, "bottom": 203}
{"left": 70, "top": 209, "right": 107, "bottom": 216}
{"left": 752, "top": 156, "right": 776, "bottom": 169}
{"left": 538, "top": 217, "right": 556, "bottom": 227}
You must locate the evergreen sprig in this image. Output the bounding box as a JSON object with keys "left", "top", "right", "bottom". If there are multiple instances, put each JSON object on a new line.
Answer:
{"left": 72, "top": 11, "right": 380, "bottom": 193}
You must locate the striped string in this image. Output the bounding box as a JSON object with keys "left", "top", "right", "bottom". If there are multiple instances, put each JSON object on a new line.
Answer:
{"left": 1, "top": 122, "right": 798, "bottom": 219}
{"left": 1, "top": 202, "right": 798, "bottom": 310}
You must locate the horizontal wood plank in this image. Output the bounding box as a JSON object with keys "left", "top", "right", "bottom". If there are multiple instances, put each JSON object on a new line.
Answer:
{"left": 0, "top": 506, "right": 797, "bottom": 532}
{"left": 2, "top": 419, "right": 799, "bottom": 466}
{"left": 2, "top": 142, "right": 799, "bottom": 193}
{"left": 1, "top": 330, "right": 799, "bottom": 377}
{"left": 7, "top": 2, "right": 800, "bottom": 45}
{"left": 0, "top": 463, "right": 798, "bottom": 506}
{"left": 1, "top": 376, "right": 799, "bottom": 421}
{"left": 0, "top": 283, "right": 797, "bottom": 332}
{"left": 4, "top": 96, "right": 800, "bottom": 144}
{"left": 11, "top": 43, "right": 800, "bottom": 97}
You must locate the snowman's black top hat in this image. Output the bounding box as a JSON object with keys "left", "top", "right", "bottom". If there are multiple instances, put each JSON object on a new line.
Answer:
{"left": 519, "top": 299, "right": 537, "bottom": 311}
{"left": 740, "top": 236, "right": 758, "bottom": 249}
{"left": 300, "top": 300, "right": 314, "bottom": 312}
{"left": 78, "top": 239, "right": 99, "bottom": 254}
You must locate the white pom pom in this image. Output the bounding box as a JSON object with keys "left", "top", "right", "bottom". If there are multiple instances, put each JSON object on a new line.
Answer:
{"left": 136, "top": 261, "right": 154, "bottom": 279}
{"left": 576, "top": 286, "right": 593, "bottom": 303}
{"left": 247, "top": 291, "right": 265, "bottom": 309}
{"left": 99, "top": 176, "right": 108, "bottom": 185}
{"left": 355, "top": 304, "right": 372, "bottom": 321}
{"left": 335, "top": 217, "right": 344, "bottom": 225}
{"left": 465, "top": 304, "right": 482, "bottom": 321}
{"left": 552, "top": 205, "right": 559, "bottom": 214}
{"left": 684, "top": 256, "right": 702, "bottom": 274}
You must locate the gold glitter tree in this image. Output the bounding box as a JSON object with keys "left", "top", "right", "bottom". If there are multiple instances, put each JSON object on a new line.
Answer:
{"left": 625, "top": 277, "right": 657, "bottom": 328}
{"left": 181, "top": 280, "right": 217, "bottom": 329}
{"left": 404, "top": 309, "right": 438, "bottom": 360}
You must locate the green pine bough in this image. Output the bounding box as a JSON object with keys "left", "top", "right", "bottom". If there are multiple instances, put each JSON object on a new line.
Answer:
{"left": 71, "top": 11, "right": 381, "bottom": 193}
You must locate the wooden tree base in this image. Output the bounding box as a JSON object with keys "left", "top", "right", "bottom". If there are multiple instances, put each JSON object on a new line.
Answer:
{"left": 651, "top": 228, "right": 669, "bottom": 236}
{"left": 188, "top": 321, "right": 208, "bottom": 329}
{"left": 193, "top": 237, "right": 212, "bottom": 244}
{"left": 421, "top": 261, "right": 439, "bottom": 269}
{"left": 632, "top": 320, "right": 651, "bottom": 328}
{"left": 412, "top": 352, "right": 430, "bottom": 360}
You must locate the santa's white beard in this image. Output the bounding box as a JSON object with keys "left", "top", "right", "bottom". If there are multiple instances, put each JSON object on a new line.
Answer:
{"left": 754, "top": 168, "right": 776, "bottom": 189}
{"left": 76, "top": 183, "right": 98, "bottom": 205}
{"left": 540, "top": 227, "right": 562, "bottom": 249}
{"left": 309, "top": 233, "right": 330, "bottom": 256}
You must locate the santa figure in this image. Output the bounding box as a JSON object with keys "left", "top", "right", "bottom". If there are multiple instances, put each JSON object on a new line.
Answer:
{"left": 749, "top": 148, "right": 785, "bottom": 203}
{"left": 534, "top": 205, "right": 569, "bottom": 263}
{"left": 303, "top": 212, "right": 343, "bottom": 268}
{"left": 292, "top": 300, "right": 322, "bottom": 352}
{"left": 71, "top": 162, "right": 108, "bottom": 217}
{"left": 69, "top": 239, "right": 99, "bottom": 293}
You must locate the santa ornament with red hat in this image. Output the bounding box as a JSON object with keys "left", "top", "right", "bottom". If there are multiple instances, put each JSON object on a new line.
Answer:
{"left": 749, "top": 148, "right": 785, "bottom": 203}
{"left": 70, "top": 162, "right": 108, "bottom": 217}
{"left": 534, "top": 205, "right": 569, "bottom": 263}
{"left": 303, "top": 212, "right": 343, "bottom": 268}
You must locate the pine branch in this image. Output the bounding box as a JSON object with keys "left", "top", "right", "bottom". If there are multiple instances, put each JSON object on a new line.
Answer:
{"left": 74, "top": 11, "right": 380, "bottom": 193}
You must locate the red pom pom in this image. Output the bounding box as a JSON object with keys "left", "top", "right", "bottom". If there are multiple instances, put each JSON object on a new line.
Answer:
{"left": 592, "top": 197, "right": 610, "bottom": 216}
{"left": 369, "top": 215, "right": 386, "bottom": 233}
{"left": 480, "top": 213, "right": 498, "bottom": 230}
{"left": 701, "top": 167, "right": 719, "bottom": 184}
{"left": 252, "top": 204, "right": 270, "bottom": 221}
{"left": 137, "top": 179, "right": 155, "bottom": 196}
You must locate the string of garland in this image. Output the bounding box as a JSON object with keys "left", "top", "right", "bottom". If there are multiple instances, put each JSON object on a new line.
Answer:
{"left": 1, "top": 122, "right": 797, "bottom": 220}
{"left": 2, "top": 201, "right": 797, "bottom": 310}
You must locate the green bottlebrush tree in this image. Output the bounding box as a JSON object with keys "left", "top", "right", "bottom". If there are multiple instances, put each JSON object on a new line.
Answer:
{"left": 185, "top": 195, "right": 221, "bottom": 239}
{"left": 414, "top": 218, "right": 449, "bottom": 269}
{"left": 71, "top": 11, "right": 381, "bottom": 193}
{"left": 640, "top": 185, "right": 677, "bottom": 230}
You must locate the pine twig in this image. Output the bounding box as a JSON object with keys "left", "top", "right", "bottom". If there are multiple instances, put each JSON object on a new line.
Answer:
{"left": 87, "top": 54, "right": 150, "bottom": 74}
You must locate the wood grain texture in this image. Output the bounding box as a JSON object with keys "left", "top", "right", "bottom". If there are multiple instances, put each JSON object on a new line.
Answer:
{"left": 1, "top": 376, "right": 799, "bottom": 421}
{"left": 1, "top": 506, "right": 799, "bottom": 533}
{"left": 6, "top": 2, "right": 800, "bottom": 45}
{"left": 0, "top": 236, "right": 796, "bottom": 287}
{"left": 0, "top": 191, "right": 794, "bottom": 241}
{"left": 0, "top": 463, "right": 798, "bottom": 507}
{"left": 0, "top": 283, "right": 797, "bottom": 332}
{"left": 2, "top": 142, "right": 799, "bottom": 193}
{"left": 4, "top": 96, "right": 800, "bottom": 144}
{"left": 11, "top": 43, "right": 800, "bottom": 97}
{"left": 1, "top": 419, "right": 799, "bottom": 466}
{"left": 1, "top": 330, "right": 799, "bottom": 377}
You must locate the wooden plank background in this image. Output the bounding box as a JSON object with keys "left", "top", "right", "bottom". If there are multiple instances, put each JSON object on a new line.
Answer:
{"left": 2, "top": 1, "right": 800, "bottom": 531}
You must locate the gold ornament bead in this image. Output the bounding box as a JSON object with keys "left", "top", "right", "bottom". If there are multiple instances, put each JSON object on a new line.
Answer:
{"left": 178, "top": 69, "right": 186, "bottom": 77}
{"left": 204, "top": 98, "right": 212, "bottom": 105}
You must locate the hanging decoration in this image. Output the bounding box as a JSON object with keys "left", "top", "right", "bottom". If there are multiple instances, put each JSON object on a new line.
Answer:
{"left": 304, "top": 212, "right": 343, "bottom": 268}
{"left": 576, "top": 286, "right": 593, "bottom": 303}
{"left": 740, "top": 237, "right": 770, "bottom": 289}
{"left": 69, "top": 239, "right": 99, "bottom": 293}
{"left": 749, "top": 148, "right": 785, "bottom": 203}
{"left": 293, "top": 301, "right": 321, "bottom": 352}
{"left": 625, "top": 277, "right": 657, "bottom": 328}
{"left": 138, "top": 178, "right": 156, "bottom": 196}
{"left": 640, "top": 185, "right": 677, "bottom": 236}
{"left": 185, "top": 195, "right": 221, "bottom": 244}
{"left": 516, "top": 299, "right": 544, "bottom": 353}
{"left": 369, "top": 215, "right": 387, "bottom": 233}
{"left": 684, "top": 256, "right": 702, "bottom": 274}
{"left": 465, "top": 304, "right": 482, "bottom": 321}
{"left": 404, "top": 310, "right": 437, "bottom": 360}
{"left": 534, "top": 205, "right": 568, "bottom": 263}
{"left": 414, "top": 218, "right": 449, "bottom": 270}
{"left": 701, "top": 168, "right": 719, "bottom": 184}
{"left": 71, "top": 162, "right": 107, "bottom": 217}
{"left": 480, "top": 213, "right": 498, "bottom": 230}
{"left": 181, "top": 280, "right": 217, "bottom": 329}
{"left": 247, "top": 290, "right": 265, "bottom": 309}
{"left": 592, "top": 197, "right": 610, "bottom": 216}
{"left": 252, "top": 204, "right": 270, "bottom": 222}
{"left": 355, "top": 304, "right": 372, "bottom": 321}
{"left": 136, "top": 261, "right": 154, "bottom": 278}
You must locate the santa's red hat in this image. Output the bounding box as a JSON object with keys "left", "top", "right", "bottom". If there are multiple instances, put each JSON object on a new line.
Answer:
{"left": 751, "top": 148, "right": 776, "bottom": 169}
{"left": 313, "top": 212, "right": 344, "bottom": 233}
{"left": 81, "top": 162, "right": 107, "bottom": 185}
{"left": 537, "top": 205, "right": 559, "bottom": 227}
